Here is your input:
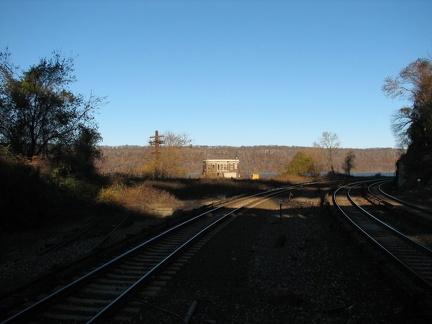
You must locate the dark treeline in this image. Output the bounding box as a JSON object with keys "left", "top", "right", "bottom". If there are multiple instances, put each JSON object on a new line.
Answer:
{"left": 98, "top": 145, "right": 401, "bottom": 177}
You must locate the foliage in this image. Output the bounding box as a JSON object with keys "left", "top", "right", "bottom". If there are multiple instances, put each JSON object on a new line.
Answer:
{"left": 0, "top": 151, "right": 99, "bottom": 231}
{"left": 0, "top": 49, "right": 104, "bottom": 178}
{"left": 96, "top": 176, "right": 269, "bottom": 215}
{"left": 51, "top": 125, "right": 102, "bottom": 178}
{"left": 383, "top": 55, "right": 432, "bottom": 186}
{"left": 341, "top": 150, "right": 356, "bottom": 175}
{"left": 284, "top": 151, "right": 319, "bottom": 176}
{"left": 98, "top": 145, "right": 400, "bottom": 177}
{"left": 383, "top": 57, "right": 432, "bottom": 150}
{"left": 97, "top": 176, "right": 179, "bottom": 214}
{"left": 149, "top": 131, "right": 192, "bottom": 179}
{"left": 0, "top": 141, "right": 399, "bottom": 233}
{"left": 162, "top": 131, "right": 192, "bottom": 146}
{"left": 51, "top": 170, "right": 99, "bottom": 201}
{"left": 313, "top": 131, "right": 340, "bottom": 174}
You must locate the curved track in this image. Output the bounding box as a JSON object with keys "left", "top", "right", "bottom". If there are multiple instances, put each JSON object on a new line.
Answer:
{"left": 367, "top": 181, "right": 432, "bottom": 228}
{"left": 333, "top": 180, "right": 432, "bottom": 295}
{"left": 1, "top": 187, "right": 290, "bottom": 323}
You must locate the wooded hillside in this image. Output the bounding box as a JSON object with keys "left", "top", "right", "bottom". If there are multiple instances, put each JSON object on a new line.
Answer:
{"left": 98, "top": 145, "right": 402, "bottom": 177}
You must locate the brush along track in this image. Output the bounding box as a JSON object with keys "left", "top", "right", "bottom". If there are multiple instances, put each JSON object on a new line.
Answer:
{"left": 1, "top": 187, "right": 290, "bottom": 323}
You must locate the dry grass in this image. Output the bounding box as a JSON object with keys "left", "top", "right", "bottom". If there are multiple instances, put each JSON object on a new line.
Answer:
{"left": 97, "top": 176, "right": 298, "bottom": 217}
{"left": 98, "top": 179, "right": 180, "bottom": 214}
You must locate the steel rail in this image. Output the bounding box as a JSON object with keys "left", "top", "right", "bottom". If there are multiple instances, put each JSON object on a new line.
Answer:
{"left": 333, "top": 181, "right": 432, "bottom": 291}
{"left": 90, "top": 186, "right": 291, "bottom": 322}
{"left": 1, "top": 187, "right": 290, "bottom": 324}
{"left": 39, "top": 219, "right": 101, "bottom": 255}
{"left": 375, "top": 182, "right": 432, "bottom": 215}
{"left": 93, "top": 215, "right": 130, "bottom": 249}
{"left": 367, "top": 180, "right": 432, "bottom": 228}
{"left": 89, "top": 201, "right": 244, "bottom": 322}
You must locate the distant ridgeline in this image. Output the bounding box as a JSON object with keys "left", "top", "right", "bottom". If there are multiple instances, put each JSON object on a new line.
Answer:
{"left": 98, "top": 145, "right": 402, "bottom": 176}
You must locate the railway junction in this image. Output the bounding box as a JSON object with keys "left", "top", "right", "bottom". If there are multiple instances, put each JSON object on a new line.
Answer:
{"left": 1, "top": 179, "right": 431, "bottom": 323}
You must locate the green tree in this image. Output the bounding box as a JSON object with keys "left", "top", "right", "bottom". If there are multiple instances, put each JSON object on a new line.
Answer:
{"left": 342, "top": 150, "right": 356, "bottom": 175}
{"left": 52, "top": 125, "right": 102, "bottom": 178}
{"left": 285, "top": 151, "right": 318, "bottom": 176}
{"left": 0, "top": 50, "right": 104, "bottom": 176}
{"left": 313, "top": 131, "right": 340, "bottom": 174}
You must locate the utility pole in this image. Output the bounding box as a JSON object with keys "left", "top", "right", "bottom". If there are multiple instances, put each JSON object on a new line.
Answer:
{"left": 149, "top": 130, "right": 164, "bottom": 178}
{"left": 149, "top": 130, "right": 164, "bottom": 153}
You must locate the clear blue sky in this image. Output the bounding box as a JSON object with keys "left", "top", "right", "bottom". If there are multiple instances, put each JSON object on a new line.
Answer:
{"left": 1, "top": 0, "right": 431, "bottom": 148}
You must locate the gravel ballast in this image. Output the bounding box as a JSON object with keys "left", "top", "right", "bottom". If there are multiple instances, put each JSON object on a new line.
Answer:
{"left": 137, "top": 189, "right": 429, "bottom": 323}
{"left": 1, "top": 186, "right": 430, "bottom": 323}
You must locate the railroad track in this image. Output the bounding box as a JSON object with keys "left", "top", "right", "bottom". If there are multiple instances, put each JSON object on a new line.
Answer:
{"left": 366, "top": 181, "right": 432, "bottom": 228}
{"left": 1, "top": 187, "right": 290, "bottom": 323}
{"left": 333, "top": 180, "right": 432, "bottom": 304}
{"left": 38, "top": 215, "right": 133, "bottom": 256}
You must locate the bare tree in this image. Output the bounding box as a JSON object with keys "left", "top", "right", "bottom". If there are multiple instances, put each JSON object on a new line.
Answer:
{"left": 342, "top": 150, "right": 356, "bottom": 175}
{"left": 163, "top": 131, "right": 191, "bottom": 147}
{"left": 314, "top": 131, "right": 340, "bottom": 174}
{"left": 154, "top": 131, "right": 192, "bottom": 178}
{"left": 161, "top": 131, "right": 190, "bottom": 178}
{"left": 383, "top": 57, "right": 432, "bottom": 150}
{"left": 383, "top": 58, "right": 432, "bottom": 106}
